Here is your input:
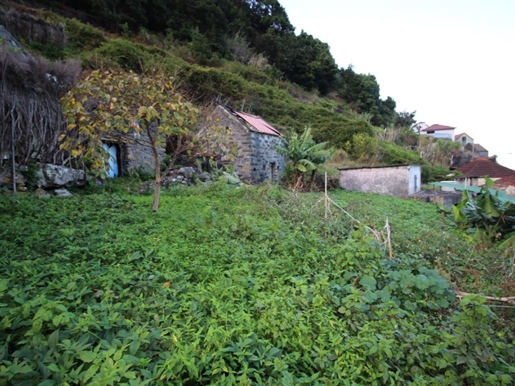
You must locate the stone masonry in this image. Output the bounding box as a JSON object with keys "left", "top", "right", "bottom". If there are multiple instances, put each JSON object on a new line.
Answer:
{"left": 211, "top": 106, "right": 285, "bottom": 184}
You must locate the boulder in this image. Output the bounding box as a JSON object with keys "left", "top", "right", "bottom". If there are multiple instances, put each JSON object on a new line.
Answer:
{"left": 37, "top": 164, "right": 86, "bottom": 188}
{"left": 54, "top": 188, "right": 73, "bottom": 197}
{"left": 178, "top": 167, "right": 195, "bottom": 179}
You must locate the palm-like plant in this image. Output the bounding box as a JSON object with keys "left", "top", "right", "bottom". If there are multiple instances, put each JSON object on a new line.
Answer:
{"left": 276, "top": 127, "right": 334, "bottom": 191}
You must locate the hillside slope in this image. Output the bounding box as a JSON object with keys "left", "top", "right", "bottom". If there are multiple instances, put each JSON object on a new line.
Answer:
{"left": 1, "top": 0, "right": 458, "bottom": 179}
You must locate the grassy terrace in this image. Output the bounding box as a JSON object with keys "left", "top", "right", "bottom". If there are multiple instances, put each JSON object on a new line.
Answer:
{"left": 1, "top": 182, "right": 514, "bottom": 385}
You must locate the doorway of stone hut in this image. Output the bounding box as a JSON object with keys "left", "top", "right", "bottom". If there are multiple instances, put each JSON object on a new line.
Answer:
{"left": 102, "top": 142, "right": 120, "bottom": 178}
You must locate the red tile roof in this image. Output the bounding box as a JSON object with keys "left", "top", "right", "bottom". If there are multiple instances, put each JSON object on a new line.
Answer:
{"left": 422, "top": 124, "right": 456, "bottom": 132}
{"left": 457, "top": 157, "right": 515, "bottom": 178}
{"left": 233, "top": 110, "right": 282, "bottom": 137}
{"left": 495, "top": 175, "right": 515, "bottom": 189}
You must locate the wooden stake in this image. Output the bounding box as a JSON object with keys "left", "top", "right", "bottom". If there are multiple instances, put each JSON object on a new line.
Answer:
{"left": 324, "top": 172, "right": 328, "bottom": 220}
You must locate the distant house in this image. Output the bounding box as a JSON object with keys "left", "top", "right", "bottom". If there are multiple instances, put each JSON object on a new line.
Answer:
{"left": 464, "top": 143, "right": 489, "bottom": 158}
{"left": 421, "top": 124, "right": 455, "bottom": 140}
{"left": 455, "top": 132, "right": 474, "bottom": 147}
{"left": 456, "top": 157, "right": 515, "bottom": 187}
{"left": 412, "top": 122, "right": 428, "bottom": 134}
{"left": 210, "top": 105, "right": 285, "bottom": 184}
{"left": 454, "top": 133, "right": 489, "bottom": 158}
{"left": 339, "top": 164, "right": 422, "bottom": 198}
{"left": 495, "top": 175, "right": 515, "bottom": 197}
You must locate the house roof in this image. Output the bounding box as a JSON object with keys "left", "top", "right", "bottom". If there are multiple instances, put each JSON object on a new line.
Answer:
{"left": 339, "top": 164, "right": 420, "bottom": 171}
{"left": 422, "top": 124, "right": 456, "bottom": 132}
{"left": 495, "top": 175, "right": 515, "bottom": 189}
{"left": 464, "top": 143, "right": 488, "bottom": 153}
{"left": 457, "top": 157, "right": 515, "bottom": 178}
{"left": 454, "top": 132, "right": 473, "bottom": 141}
{"left": 474, "top": 143, "right": 488, "bottom": 152}
{"left": 232, "top": 110, "right": 282, "bottom": 137}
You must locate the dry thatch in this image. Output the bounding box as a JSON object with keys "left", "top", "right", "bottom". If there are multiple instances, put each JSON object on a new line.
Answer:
{"left": 1, "top": 27, "right": 80, "bottom": 166}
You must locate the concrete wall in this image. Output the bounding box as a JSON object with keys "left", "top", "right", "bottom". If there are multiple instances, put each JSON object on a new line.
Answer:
{"left": 408, "top": 165, "right": 421, "bottom": 195}
{"left": 339, "top": 165, "right": 421, "bottom": 197}
{"left": 423, "top": 129, "right": 454, "bottom": 140}
{"left": 412, "top": 191, "right": 462, "bottom": 208}
{"left": 456, "top": 176, "right": 501, "bottom": 187}
{"left": 457, "top": 134, "right": 474, "bottom": 147}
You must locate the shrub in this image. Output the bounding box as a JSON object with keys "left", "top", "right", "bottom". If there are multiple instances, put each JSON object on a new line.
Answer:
{"left": 344, "top": 133, "right": 380, "bottom": 163}
{"left": 85, "top": 38, "right": 152, "bottom": 72}
{"left": 63, "top": 18, "right": 106, "bottom": 56}
{"left": 315, "top": 116, "right": 375, "bottom": 150}
{"left": 379, "top": 140, "right": 423, "bottom": 164}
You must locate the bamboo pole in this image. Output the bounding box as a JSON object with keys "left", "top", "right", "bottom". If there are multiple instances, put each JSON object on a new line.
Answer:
{"left": 324, "top": 172, "right": 328, "bottom": 220}
{"left": 454, "top": 290, "right": 515, "bottom": 304}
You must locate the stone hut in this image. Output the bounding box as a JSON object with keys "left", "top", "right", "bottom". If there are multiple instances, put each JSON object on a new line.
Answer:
{"left": 211, "top": 105, "right": 285, "bottom": 184}
{"left": 101, "top": 132, "right": 165, "bottom": 178}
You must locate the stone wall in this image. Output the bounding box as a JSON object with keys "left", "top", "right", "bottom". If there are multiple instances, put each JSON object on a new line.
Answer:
{"left": 339, "top": 165, "right": 421, "bottom": 197}
{"left": 124, "top": 140, "right": 165, "bottom": 174}
{"left": 211, "top": 106, "right": 285, "bottom": 184}
{"left": 102, "top": 134, "right": 164, "bottom": 176}
{"left": 211, "top": 106, "right": 253, "bottom": 182}
{"left": 250, "top": 132, "right": 285, "bottom": 183}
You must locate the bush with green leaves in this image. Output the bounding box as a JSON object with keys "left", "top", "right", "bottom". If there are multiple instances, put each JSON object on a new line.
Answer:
{"left": 444, "top": 178, "right": 515, "bottom": 245}
{"left": 84, "top": 39, "right": 157, "bottom": 72}
{"left": 1, "top": 185, "right": 514, "bottom": 385}
{"left": 379, "top": 140, "right": 423, "bottom": 165}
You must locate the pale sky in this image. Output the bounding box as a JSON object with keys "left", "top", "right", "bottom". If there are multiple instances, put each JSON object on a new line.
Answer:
{"left": 279, "top": 0, "right": 515, "bottom": 169}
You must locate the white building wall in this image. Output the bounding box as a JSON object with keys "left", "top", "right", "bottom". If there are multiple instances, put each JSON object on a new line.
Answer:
{"left": 408, "top": 165, "right": 422, "bottom": 195}
{"left": 339, "top": 165, "right": 422, "bottom": 197}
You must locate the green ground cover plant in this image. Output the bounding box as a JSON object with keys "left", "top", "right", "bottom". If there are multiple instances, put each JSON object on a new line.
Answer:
{"left": 1, "top": 184, "right": 514, "bottom": 385}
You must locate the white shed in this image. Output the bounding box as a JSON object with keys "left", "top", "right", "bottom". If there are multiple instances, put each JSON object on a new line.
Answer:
{"left": 339, "top": 164, "right": 422, "bottom": 197}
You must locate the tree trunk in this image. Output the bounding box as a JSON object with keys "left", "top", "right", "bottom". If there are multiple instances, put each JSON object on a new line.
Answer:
{"left": 292, "top": 168, "right": 299, "bottom": 192}
{"left": 152, "top": 144, "right": 161, "bottom": 212}
{"left": 308, "top": 169, "right": 316, "bottom": 191}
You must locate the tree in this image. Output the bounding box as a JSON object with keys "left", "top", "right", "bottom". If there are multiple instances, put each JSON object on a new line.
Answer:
{"left": 394, "top": 110, "right": 417, "bottom": 129}
{"left": 61, "top": 68, "right": 198, "bottom": 211}
{"left": 276, "top": 127, "right": 334, "bottom": 191}
{"left": 271, "top": 31, "right": 337, "bottom": 94}
{"left": 336, "top": 66, "right": 397, "bottom": 127}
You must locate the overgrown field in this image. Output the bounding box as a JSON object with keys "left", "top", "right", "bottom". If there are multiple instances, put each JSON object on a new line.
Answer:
{"left": 1, "top": 184, "right": 514, "bottom": 385}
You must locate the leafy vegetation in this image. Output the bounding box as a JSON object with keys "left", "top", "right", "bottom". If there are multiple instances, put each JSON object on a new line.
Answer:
{"left": 444, "top": 178, "right": 515, "bottom": 246}
{"left": 276, "top": 127, "right": 334, "bottom": 191}
{"left": 1, "top": 185, "right": 514, "bottom": 385}
{"left": 61, "top": 68, "right": 198, "bottom": 211}
{"left": 2, "top": 2, "right": 514, "bottom": 384}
